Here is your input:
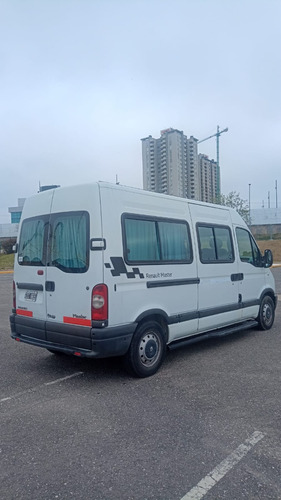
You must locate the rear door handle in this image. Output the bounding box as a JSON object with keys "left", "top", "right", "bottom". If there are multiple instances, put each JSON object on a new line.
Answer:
{"left": 45, "top": 281, "right": 55, "bottom": 292}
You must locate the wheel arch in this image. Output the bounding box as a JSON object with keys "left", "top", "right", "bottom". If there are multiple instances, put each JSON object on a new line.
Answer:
{"left": 135, "top": 309, "right": 169, "bottom": 343}
{"left": 259, "top": 288, "right": 277, "bottom": 309}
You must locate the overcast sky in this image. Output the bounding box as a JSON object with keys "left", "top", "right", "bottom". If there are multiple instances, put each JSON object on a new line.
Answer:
{"left": 1, "top": 0, "right": 281, "bottom": 222}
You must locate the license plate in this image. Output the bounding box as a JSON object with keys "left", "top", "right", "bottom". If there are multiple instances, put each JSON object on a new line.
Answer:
{"left": 24, "top": 291, "right": 38, "bottom": 302}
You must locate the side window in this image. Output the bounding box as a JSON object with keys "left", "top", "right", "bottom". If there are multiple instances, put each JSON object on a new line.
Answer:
{"left": 158, "top": 221, "right": 192, "bottom": 261}
{"left": 214, "top": 227, "right": 233, "bottom": 261}
{"left": 124, "top": 218, "right": 160, "bottom": 262}
{"left": 198, "top": 224, "right": 234, "bottom": 263}
{"left": 50, "top": 211, "right": 89, "bottom": 273}
{"left": 123, "top": 215, "right": 192, "bottom": 264}
{"left": 18, "top": 217, "right": 48, "bottom": 266}
{"left": 236, "top": 227, "right": 261, "bottom": 266}
{"left": 197, "top": 226, "right": 216, "bottom": 261}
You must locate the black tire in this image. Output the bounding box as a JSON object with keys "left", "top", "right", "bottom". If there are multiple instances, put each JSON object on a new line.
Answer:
{"left": 257, "top": 295, "right": 275, "bottom": 330}
{"left": 123, "top": 321, "right": 166, "bottom": 378}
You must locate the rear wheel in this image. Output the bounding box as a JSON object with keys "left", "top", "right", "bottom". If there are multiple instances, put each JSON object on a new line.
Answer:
{"left": 257, "top": 295, "right": 275, "bottom": 330}
{"left": 124, "top": 321, "right": 166, "bottom": 377}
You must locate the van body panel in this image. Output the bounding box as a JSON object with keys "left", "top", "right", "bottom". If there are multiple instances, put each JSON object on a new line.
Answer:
{"left": 44, "top": 184, "right": 102, "bottom": 330}
{"left": 14, "top": 190, "right": 55, "bottom": 326}
{"left": 99, "top": 184, "right": 199, "bottom": 339}
{"left": 233, "top": 223, "right": 276, "bottom": 321}
{"left": 188, "top": 203, "right": 241, "bottom": 331}
{"left": 11, "top": 182, "right": 276, "bottom": 371}
{"left": 13, "top": 184, "right": 103, "bottom": 349}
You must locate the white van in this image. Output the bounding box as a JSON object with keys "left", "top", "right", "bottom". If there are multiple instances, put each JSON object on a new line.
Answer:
{"left": 10, "top": 182, "right": 277, "bottom": 377}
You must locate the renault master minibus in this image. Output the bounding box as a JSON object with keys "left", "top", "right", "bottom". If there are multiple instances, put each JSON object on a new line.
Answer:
{"left": 10, "top": 182, "right": 277, "bottom": 377}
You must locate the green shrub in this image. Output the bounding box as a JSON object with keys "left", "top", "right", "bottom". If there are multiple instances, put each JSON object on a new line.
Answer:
{"left": 1, "top": 238, "right": 17, "bottom": 254}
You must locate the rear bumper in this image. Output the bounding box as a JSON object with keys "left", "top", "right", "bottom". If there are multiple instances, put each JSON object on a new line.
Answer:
{"left": 10, "top": 314, "right": 136, "bottom": 358}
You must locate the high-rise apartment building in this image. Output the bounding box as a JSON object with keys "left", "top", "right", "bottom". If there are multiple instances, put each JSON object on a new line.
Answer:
{"left": 142, "top": 128, "right": 220, "bottom": 202}
{"left": 198, "top": 154, "right": 218, "bottom": 203}
{"left": 186, "top": 136, "right": 200, "bottom": 200}
{"left": 142, "top": 128, "right": 200, "bottom": 199}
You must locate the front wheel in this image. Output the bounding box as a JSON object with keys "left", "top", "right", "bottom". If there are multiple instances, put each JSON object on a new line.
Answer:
{"left": 257, "top": 295, "right": 275, "bottom": 330}
{"left": 123, "top": 321, "right": 166, "bottom": 377}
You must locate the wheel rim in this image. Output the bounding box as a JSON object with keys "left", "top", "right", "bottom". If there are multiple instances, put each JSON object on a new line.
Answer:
{"left": 138, "top": 331, "right": 161, "bottom": 367}
{"left": 262, "top": 302, "right": 273, "bottom": 327}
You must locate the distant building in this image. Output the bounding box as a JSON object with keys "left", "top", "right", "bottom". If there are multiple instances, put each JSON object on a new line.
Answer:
{"left": 39, "top": 184, "right": 60, "bottom": 192}
{"left": 250, "top": 207, "right": 281, "bottom": 226}
{"left": 0, "top": 223, "right": 19, "bottom": 239}
{"left": 142, "top": 128, "right": 189, "bottom": 198}
{"left": 198, "top": 154, "right": 218, "bottom": 203}
{"left": 142, "top": 128, "right": 219, "bottom": 201}
{"left": 250, "top": 207, "right": 281, "bottom": 239}
{"left": 8, "top": 198, "right": 26, "bottom": 223}
{"left": 186, "top": 136, "right": 200, "bottom": 200}
{"left": 1, "top": 186, "right": 59, "bottom": 242}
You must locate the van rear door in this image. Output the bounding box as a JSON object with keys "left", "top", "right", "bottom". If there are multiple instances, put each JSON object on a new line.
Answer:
{"left": 15, "top": 190, "right": 54, "bottom": 341}
{"left": 44, "top": 184, "right": 103, "bottom": 350}
{"left": 15, "top": 184, "right": 103, "bottom": 350}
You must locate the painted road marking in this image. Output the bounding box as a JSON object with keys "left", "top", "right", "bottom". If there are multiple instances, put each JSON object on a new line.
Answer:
{"left": 0, "top": 372, "right": 84, "bottom": 403}
{"left": 180, "top": 431, "right": 265, "bottom": 500}
{"left": 44, "top": 373, "right": 84, "bottom": 385}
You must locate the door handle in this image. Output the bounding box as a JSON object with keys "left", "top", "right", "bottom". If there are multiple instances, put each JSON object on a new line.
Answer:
{"left": 45, "top": 281, "right": 55, "bottom": 292}
{"left": 231, "top": 273, "right": 244, "bottom": 282}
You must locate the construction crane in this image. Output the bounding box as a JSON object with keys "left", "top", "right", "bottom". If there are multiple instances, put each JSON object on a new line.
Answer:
{"left": 198, "top": 126, "right": 228, "bottom": 198}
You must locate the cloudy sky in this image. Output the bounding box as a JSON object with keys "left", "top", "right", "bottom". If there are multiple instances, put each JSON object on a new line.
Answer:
{"left": 1, "top": 0, "right": 280, "bottom": 223}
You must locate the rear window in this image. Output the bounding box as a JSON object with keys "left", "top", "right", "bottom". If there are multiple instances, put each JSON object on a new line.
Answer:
{"left": 18, "top": 216, "right": 48, "bottom": 266}
{"left": 18, "top": 211, "right": 89, "bottom": 273}
{"left": 50, "top": 212, "right": 89, "bottom": 272}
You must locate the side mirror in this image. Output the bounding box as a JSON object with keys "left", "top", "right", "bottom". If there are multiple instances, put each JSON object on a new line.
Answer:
{"left": 263, "top": 249, "right": 273, "bottom": 268}
{"left": 12, "top": 243, "right": 18, "bottom": 253}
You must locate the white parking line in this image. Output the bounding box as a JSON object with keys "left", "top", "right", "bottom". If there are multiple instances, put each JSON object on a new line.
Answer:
{"left": 44, "top": 372, "right": 84, "bottom": 385}
{"left": 180, "top": 431, "right": 265, "bottom": 500}
{"left": 0, "top": 371, "right": 84, "bottom": 403}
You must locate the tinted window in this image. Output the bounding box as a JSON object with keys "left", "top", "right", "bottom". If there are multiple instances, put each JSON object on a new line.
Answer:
{"left": 236, "top": 227, "right": 261, "bottom": 266}
{"left": 18, "top": 212, "right": 89, "bottom": 273}
{"left": 50, "top": 212, "right": 89, "bottom": 273}
{"left": 123, "top": 216, "right": 192, "bottom": 264}
{"left": 18, "top": 217, "right": 48, "bottom": 266}
{"left": 198, "top": 224, "right": 234, "bottom": 263}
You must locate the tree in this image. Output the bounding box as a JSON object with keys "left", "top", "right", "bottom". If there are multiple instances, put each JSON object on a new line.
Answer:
{"left": 1, "top": 238, "right": 17, "bottom": 254}
{"left": 218, "top": 191, "right": 250, "bottom": 225}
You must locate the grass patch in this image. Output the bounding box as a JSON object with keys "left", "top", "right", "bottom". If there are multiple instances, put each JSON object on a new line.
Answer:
{"left": 0, "top": 253, "right": 14, "bottom": 270}
{"left": 256, "top": 239, "right": 281, "bottom": 262}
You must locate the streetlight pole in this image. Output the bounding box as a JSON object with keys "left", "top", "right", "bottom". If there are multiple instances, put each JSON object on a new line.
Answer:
{"left": 248, "top": 183, "right": 251, "bottom": 225}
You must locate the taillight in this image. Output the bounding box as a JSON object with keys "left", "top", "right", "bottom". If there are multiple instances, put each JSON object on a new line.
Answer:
{"left": 91, "top": 284, "right": 108, "bottom": 322}
{"left": 13, "top": 281, "right": 16, "bottom": 309}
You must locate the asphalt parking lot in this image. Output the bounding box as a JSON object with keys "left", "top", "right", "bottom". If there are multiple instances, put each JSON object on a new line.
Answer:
{"left": 1, "top": 270, "right": 281, "bottom": 500}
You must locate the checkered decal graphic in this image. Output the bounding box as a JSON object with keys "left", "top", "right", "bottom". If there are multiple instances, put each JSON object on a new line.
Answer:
{"left": 105, "top": 257, "right": 144, "bottom": 279}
